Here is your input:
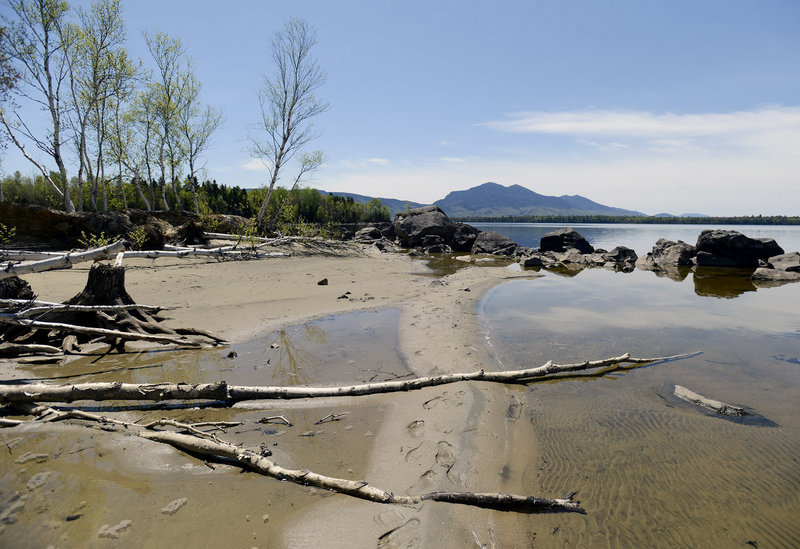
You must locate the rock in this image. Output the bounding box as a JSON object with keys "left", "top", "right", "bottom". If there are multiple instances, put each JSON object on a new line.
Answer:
{"left": 539, "top": 227, "right": 594, "bottom": 254}
{"left": 317, "top": 278, "right": 328, "bottom": 286}
{"left": 393, "top": 206, "right": 455, "bottom": 248}
{"left": 354, "top": 226, "right": 382, "bottom": 241}
{"left": 604, "top": 246, "right": 638, "bottom": 264}
{"left": 519, "top": 255, "right": 544, "bottom": 268}
{"left": 451, "top": 223, "right": 480, "bottom": 252}
{"left": 694, "top": 229, "right": 784, "bottom": 268}
{"left": 767, "top": 251, "right": 800, "bottom": 272}
{"left": 471, "top": 231, "right": 518, "bottom": 256}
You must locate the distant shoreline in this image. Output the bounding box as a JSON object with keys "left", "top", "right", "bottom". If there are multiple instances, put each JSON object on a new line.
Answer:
{"left": 456, "top": 215, "right": 800, "bottom": 225}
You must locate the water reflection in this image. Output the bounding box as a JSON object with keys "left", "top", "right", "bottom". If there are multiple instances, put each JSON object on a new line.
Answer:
{"left": 479, "top": 268, "right": 800, "bottom": 547}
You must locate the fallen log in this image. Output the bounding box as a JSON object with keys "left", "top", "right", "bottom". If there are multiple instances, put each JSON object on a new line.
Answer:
{"left": 3, "top": 400, "right": 582, "bottom": 514}
{"left": 0, "top": 240, "right": 126, "bottom": 280}
{"left": 674, "top": 384, "right": 747, "bottom": 417}
{"left": 0, "top": 352, "right": 698, "bottom": 403}
{"left": 140, "top": 430, "right": 583, "bottom": 514}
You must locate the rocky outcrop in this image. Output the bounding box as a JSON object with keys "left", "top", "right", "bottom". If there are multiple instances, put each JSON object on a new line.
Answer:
{"left": 389, "top": 206, "right": 481, "bottom": 254}
{"left": 539, "top": 227, "right": 594, "bottom": 254}
{"left": 751, "top": 251, "right": 800, "bottom": 285}
{"left": 471, "top": 231, "right": 518, "bottom": 255}
{"left": 694, "top": 229, "right": 783, "bottom": 268}
{"left": 636, "top": 238, "right": 696, "bottom": 271}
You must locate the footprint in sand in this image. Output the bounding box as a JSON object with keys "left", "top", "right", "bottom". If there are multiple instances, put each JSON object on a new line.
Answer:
{"left": 377, "top": 518, "right": 421, "bottom": 549}
{"left": 406, "top": 420, "right": 424, "bottom": 438}
{"left": 404, "top": 442, "right": 425, "bottom": 464}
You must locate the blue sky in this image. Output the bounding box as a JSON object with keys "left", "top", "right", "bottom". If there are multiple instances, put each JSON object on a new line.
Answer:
{"left": 3, "top": 0, "right": 799, "bottom": 215}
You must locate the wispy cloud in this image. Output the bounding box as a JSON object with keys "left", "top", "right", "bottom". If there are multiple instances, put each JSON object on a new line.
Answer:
{"left": 483, "top": 106, "right": 800, "bottom": 138}
{"left": 241, "top": 157, "right": 268, "bottom": 172}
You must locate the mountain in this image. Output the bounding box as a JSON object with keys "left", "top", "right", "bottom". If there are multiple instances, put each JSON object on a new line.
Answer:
{"left": 319, "top": 191, "right": 427, "bottom": 217}
{"left": 433, "top": 182, "right": 645, "bottom": 218}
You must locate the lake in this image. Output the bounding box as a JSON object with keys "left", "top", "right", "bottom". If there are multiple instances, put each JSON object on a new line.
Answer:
{"left": 474, "top": 223, "right": 800, "bottom": 547}
{"left": 470, "top": 222, "right": 800, "bottom": 256}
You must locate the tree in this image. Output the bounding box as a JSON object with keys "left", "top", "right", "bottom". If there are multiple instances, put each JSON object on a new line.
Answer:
{"left": 0, "top": 25, "right": 21, "bottom": 202}
{"left": 250, "top": 18, "right": 328, "bottom": 228}
{"left": 1, "top": 0, "right": 76, "bottom": 212}
{"left": 143, "top": 30, "right": 196, "bottom": 210}
{"left": 177, "top": 73, "right": 222, "bottom": 213}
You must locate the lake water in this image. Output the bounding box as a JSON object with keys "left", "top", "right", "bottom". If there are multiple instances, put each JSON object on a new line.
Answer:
{"left": 470, "top": 222, "right": 800, "bottom": 256}
{"left": 475, "top": 224, "right": 800, "bottom": 547}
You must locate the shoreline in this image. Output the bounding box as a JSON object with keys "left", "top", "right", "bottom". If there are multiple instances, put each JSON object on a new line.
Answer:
{"left": 4, "top": 245, "right": 546, "bottom": 547}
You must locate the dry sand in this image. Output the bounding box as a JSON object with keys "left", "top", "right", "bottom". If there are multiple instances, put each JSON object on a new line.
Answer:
{"left": 1, "top": 243, "right": 548, "bottom": 547}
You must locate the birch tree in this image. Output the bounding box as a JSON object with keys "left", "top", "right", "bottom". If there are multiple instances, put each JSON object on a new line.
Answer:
{"left": 1, "top": 0, "right": 76, "bottom": 212}
{"left": 250, "top": 18, "right": 328, "bottom": 228}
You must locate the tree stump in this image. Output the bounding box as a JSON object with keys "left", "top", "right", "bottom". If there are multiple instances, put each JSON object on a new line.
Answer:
{"left": 65, "top": 264, "right": 135, "bottom": 306}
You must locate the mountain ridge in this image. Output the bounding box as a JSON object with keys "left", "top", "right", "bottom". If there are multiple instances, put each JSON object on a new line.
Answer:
{"left": 323, "top": 182, "right": 646, "bottom": 217}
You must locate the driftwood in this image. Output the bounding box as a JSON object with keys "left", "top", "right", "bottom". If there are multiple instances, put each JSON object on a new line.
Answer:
{"left": 5, "top": 400, "right": 581, "bottom": 514}
{"left": 0, "top": 241, "right": 126, "bottom": 280}
{"left": 140, "top": 430, "right": 582, "bottom": 513}
{"left": 0, "top": 353, "right": 698, "bottom": 404}
{"left": 674, "top": 384, "right": 747, "bottom": 417}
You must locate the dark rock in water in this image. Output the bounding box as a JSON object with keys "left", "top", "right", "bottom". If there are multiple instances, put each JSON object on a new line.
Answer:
{"left": 471, "top": 231, "right": 518, "bottom": 256}
{"left": 451, "top": 223, "right": 480, "bottom": 252}
{"left": 767, "top": 251, "right": 800, "bottom": 273}
{"left": 393, "top": 206, "right": 455, "bottom": 248}
{"left": 539, "top": 227, "right": 594, "bottom": 254}
{"left": 519, "top": 254, "right": 544, "bottom": 268}
{"left": 694, "top": 229, "right": 784, "bottom": 268}
{"left": 651, "top": 238, "right": 696, "bottom": 266}
{"left": 605, "top": 246, "right": 638, "bottom": 264}
{"left": 0, "top": 276, "right": 34, "bottom": 299}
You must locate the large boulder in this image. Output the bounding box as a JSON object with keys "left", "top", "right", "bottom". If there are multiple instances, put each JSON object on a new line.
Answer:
{"left": 451, "top": 222, "right": 480, "bottom": 252}
{"left": 694, "top": 230, "right": 784, "bottom": 268}
{"left": 539, "top": 227, "right": 594, "bottom": 254}
{"left": 393, "top": 206, "right": 455, "bottom": 248}
{"left": 471, "top": 231, "right": 518, "bottom": 256}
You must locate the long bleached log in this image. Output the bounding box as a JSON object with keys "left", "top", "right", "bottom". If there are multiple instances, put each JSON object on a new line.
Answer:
{"left": 0, "top": 250, "right": 68, "bottom": 261}
{"left": 140, "top": 430, "right": 583, "bottom": 514}
{"left": 0, "top": 300, "right": 166, "bottom": 317}
{"left": 0, "top": 353, "right": 698, "bottom": 404}
{"left": 0, "top": 241, "right": 126, "bottom": 280}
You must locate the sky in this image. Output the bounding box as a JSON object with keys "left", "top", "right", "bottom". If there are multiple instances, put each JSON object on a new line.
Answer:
{"left": 2, "top": 0, "right": 799, "bottom": 216}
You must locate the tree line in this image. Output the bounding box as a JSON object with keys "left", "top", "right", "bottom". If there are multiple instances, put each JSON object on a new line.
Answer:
{"left": 459, "top": 214, "right": 800, "bottom": 225}
{"left": 0, "top": 2, "right": 331, "bottom": 231}
{"left": 0, "top": 169, "right": 391, "bottom": 225}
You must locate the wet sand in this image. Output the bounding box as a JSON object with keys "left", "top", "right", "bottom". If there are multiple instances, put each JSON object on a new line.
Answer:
{"left": 1, "top": 244, "right": 545, "bottom": 547}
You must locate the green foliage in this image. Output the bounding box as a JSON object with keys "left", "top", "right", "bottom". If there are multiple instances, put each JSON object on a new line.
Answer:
{"left": 126, "top": 226, "right": 148, "bottom": 250}
{"left": 0, "top": 223, "right": 16, "bottom": 245}
{"left": 235, "top": 220, "right": 263, "bottom": 248}
{"left": 77, "top": 231, "right": 112, "bottom": 249}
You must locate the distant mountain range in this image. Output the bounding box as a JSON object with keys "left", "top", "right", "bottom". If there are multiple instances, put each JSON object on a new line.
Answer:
{"left": 322, "top": 182, "right": 647, "bottom": 218}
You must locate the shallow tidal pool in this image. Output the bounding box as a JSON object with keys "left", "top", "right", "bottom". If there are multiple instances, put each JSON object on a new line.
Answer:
{"left": 479, "top": 267, "right": 800, "bottom": 547}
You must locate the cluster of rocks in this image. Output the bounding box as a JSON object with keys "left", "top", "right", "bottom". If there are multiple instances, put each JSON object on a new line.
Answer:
{"left": 637, "top": 229, "right": 800, "bottom": 283}
{"left": 354, "top": 207, "right": 800, "bottom": 285}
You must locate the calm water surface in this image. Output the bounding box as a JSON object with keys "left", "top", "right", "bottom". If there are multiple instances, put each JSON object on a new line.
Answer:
{"left": 479, "top": 267, "right": 800, "bottom": 547}
{"left": 471, "top": 222, "right": 800, "bottom": 255}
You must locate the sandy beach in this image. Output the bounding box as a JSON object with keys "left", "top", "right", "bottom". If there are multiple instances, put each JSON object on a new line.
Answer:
{"left": 1, "top": 243, "right": 549, "bottom": 548}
